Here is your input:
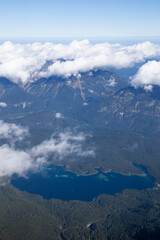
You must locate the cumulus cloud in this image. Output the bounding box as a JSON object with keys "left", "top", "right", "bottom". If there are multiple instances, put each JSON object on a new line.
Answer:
{"left": 0, "top": 102, "right": 7, "bottom": 107}
{"left": 0, "top": 121, "right": 31, "bottom": 178}
{"left": 131, "top": 60, "right": 160, "bottom": 88}
{"left": 0, "top": 145, "right": 32, "bottom": 178}
{"left": 55, "top": 113, "right": 63, "bottom": 119}
{"left": 0, "top": 121, "right": 94, "bottom": 180}
{"left": 0, "top": 40, "right": 160, "bottom": 84}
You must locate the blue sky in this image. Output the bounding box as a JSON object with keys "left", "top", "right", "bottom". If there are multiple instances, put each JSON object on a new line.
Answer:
{"left": 0, "top": 0, "right": 160, "bottom": 40}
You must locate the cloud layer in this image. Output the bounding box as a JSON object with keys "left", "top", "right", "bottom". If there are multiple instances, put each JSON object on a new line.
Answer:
{"left": 0, "top": 121, "right": 94, "bottom": 180}
{"left": 1, "top": 40, "right": 160, "bottom": 85}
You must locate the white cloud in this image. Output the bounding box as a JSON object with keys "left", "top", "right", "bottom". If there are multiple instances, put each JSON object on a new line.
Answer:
{"left": 31, "top": 132, "right": 94, "bottom": 162}
{"left": 0, "top": 40, "right": 160, "bottom": 84}
{"left": 0, "top": 121, "right": 94, "bottom": 180}
{"left": 108, "top": 77, "right": 117, "bottom": 87}
{"left": 55, "top": 113, "right": 63, "bottom": 119}
{"left": 144, "top": 85, "right": 153, "bottom": 92}
{"left": 131, "top": 61, "right": 160, "bottom": 88}
{"left": 0, "top": 102, "right": 7, "bottom": 107}
{"left": 0, "top": 144, "right": 32, "bottom": 178}
{"left": 0, "top": 120, "right": 28, "bottom": 142}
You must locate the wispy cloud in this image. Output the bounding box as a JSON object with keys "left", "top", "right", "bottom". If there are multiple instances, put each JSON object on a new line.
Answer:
{"left": 0, "top": 120, "right": 28, "bottom": 143}
{"left": 0, "top": 121, "right": 94, "bottom": 180}
{"left": 30, "top": 132, "right": 94, "bottom": 163}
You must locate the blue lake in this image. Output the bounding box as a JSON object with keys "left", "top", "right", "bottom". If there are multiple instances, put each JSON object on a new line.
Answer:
{"left": 11, "top": 165, "right": 155, "bottom": 202}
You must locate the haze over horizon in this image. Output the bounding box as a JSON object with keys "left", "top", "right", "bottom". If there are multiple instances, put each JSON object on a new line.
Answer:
{"left": 1, "top": 0, "right": 160, "bottom": 40}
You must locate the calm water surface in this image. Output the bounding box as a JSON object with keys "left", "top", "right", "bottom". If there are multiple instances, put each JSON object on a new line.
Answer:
{"left": 11, "top": 165, "right": 155, "bottom": 201}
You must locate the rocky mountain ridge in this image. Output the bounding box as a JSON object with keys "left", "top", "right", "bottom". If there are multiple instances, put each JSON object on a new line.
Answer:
{"left": 0, "top": 70, "right": 159, "bottom": 135}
